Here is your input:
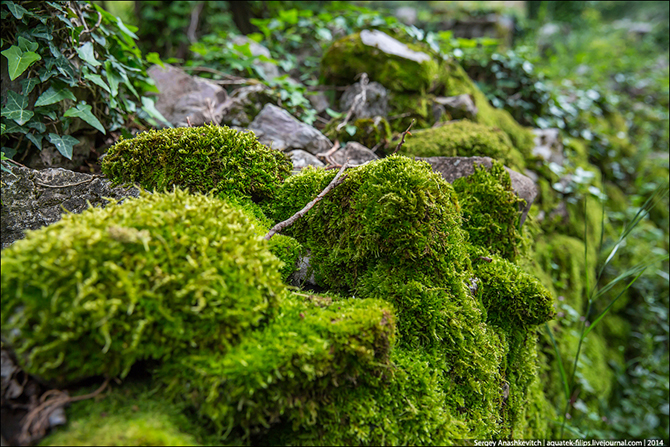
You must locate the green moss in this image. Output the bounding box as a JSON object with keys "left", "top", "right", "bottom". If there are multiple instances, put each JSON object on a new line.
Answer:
{"left": 268, "top": 234, "right": 303, "bottom": 282}
{"left": 156, "top": 292, "right": 395, "bottom": 442}
{"left": 453, "top": 161, "right": 527, "bottom": 260}
{"left": 323, "top": 117, "right": 392, "bottom": 150}
{"left": 1, "top": 188, "right": 286, "bottom": 385}
{"left": 40, "top": 380, "right": 215, "bottom": 446}
{"left": 439, "top": 60, "right": 535, "bottom": 157}
{"left": 320, "top": 32, "right": 439, "bottom": 93}
{"left": 387, "top": 92, "right": 436, "bottom": 132}
{"left": 101, "top": 124, "right": 292, "bottom": 203}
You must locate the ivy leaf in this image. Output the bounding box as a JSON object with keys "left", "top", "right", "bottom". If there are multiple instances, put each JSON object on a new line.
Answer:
{"left": 116, "top": 18, "right": 138, "bottom": 40}
{"left": 21, "top": 77, "right": 39, "bottom": 95}
{"left": 38, "top": 66, "right": 58, "bottom": 82}
{"left": 30, "top": 24, "right": 53, "bottom": 41}
{"left": 54, "top": 56, "right": 76, "bottom": 82}
{"left": 27, "top": 121, "right": 47, "bottom": 133}
{"left": 1, "top": 91, "right": 34, "bottom": 125}
{"left": 47, "top": 133, "right": 79, "bottom": 159}
{"left": 35, "top": 85, "right": 76, "bottom": 107}
{"left": 146, "top": 52, "right": 164, "bottom": 68}
{"left": 63, "top": 103, "right": 106, "bottom": 134}
{"left": 5, "top": 1, "right": 27, "bottom": 19}
{"left": 83, "top": 72, "right": 110, "bottom": 93}
{"left": 26, "top": 132, "right": 44, "bottom": 150}
{"left": 17, "top": 36, "right": 39, "bottom": 53}
{"left": 1, "top": 46, "right": 42, "bottom": 81}
{"left": 141, "top": 97, "right": 172, "bottom": 128}
{"left": 104, "top": 61, "right": 121, "bottom": 96}
{"left": 76, "top": 42, "right": 101, "bottom": 67}
{"left": 345, "top": 124, "right": 357, "bottom": 136}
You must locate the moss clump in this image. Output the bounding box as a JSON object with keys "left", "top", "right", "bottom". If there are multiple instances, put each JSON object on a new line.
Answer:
{"left": 101, "top": 124, "right": 292, "bottom": 202}
{"left": 439, "top": 60, "right": 536, "bottom": 157}
{"left": 1, "top": 188, "right": 286, "bottom": 385}
{"left": 387, "top": 92, "right": 436, "bottom": 132}
{"left": 268, "top": 234, "right": 303, "bottom": 282}
{"left": 40, "top": 380, "right": 215, "bottom": 446}
{"left": 453, "top": 161, "right": 527, "bottom": 260}
{"left": 320, "top": 32, "right": 439, "bottom": 93}
{"left": 323, "top": 117, "right": 392, "bottom": 150}
{"left": 156, "top": 292, "right": 395, "bottom": 442}
{"left": 401, "top": 120, "right": 526, "bottom": 171}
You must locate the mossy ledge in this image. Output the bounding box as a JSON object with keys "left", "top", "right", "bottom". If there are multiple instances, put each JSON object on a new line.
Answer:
{"left": 101, "top": 124, "right": 292, "bottom": 202}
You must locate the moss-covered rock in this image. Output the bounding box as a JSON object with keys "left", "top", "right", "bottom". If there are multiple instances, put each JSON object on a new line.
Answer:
{"left": 320, "top": 31, "right": 439, "bottom": 93}
{"left": 101, "top": 124, "right": 292, "bottom": 202}
{"left": 156, "top": 292, "right": 395, "bottom": 442}
{"left": 401, "top": 120, "right": 526, "bottom": 172}
{"left": 1, "top": 188, "right": 287, "bottom": 385}
{"left": 323, "top": 116, "right": 392, "bottom": 150}
{"left": 387, "top": 91, "right": 437, "bottom": 132}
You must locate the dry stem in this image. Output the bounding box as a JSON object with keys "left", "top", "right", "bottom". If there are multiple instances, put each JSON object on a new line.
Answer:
{"left": 264, "top": 162, "right": 350, "bottom": 240}
{"left": 392, "top": 119, "right": 416, "bottom": 155}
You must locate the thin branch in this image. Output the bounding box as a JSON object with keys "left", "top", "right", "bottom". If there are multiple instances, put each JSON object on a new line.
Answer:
{"left": 306, "top": 85, "right": 350, "bottom": 92}
{"left": 316, "top": 140, "right": 340, "bottom": 164}
{"left": 187, "top": 2, "right": 205, "bottom": 43}
{"left": 392, "top": 119, "right": 415, "bottom": 154}
{"left": 35, "top": 175, "right": 102, "bottom": 189}
{"left": 265, "top": 162, "right": 350, "bottom": 240}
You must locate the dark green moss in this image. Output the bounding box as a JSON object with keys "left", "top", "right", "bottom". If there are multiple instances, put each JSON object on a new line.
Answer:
{"left": 1, "top": 189, "right": 286, "bottom": 385}
{"left": 453, "top": 161, "right": 527, "bottom": 261}
{"left": 323, "top": 117, "right": 392, "bottom": 150}
{"left": 101, "top": 124, "right": 292, "bottom": 202}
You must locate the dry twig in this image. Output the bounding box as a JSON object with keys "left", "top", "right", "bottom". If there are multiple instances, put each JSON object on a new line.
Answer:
{"left": 264, "top": 162, "right": 350, "bottom": 240}
{"left": 392, "top": 119, "right": 416, "bottom": 155}
{"left": 19, "top": 378, "right": 110, "bottom": 445}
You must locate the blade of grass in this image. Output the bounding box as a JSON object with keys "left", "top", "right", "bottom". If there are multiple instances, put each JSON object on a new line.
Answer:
{"left": 545, "top": 322, "right": 571, "bottom": 404}
{"left": 593, "top": 255, "right": 669, "bottom": 301}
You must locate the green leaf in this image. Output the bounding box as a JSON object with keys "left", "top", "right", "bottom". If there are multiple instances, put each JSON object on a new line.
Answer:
{"left": 30, "top": 24, "right": 53, "bottom": 41}
{"left": 1, "top": 91, "right": 34, "bottom": 125}
{"left": 34, "top": 85, "right": 76, "bottom": 107}
{"left": 54, "top": 56, "right": 76, "bottom": 81}
{"left": 47, "top": 133, "right": 79, "bottom": 159}
{"left": 5, "top": 1, "right": 27, "bottom": 19}
{"left": 146, "top": 52, "right": 164, "bottom": 68}
{"left": 17, "top": 36, "right": 39, "bottom": 53}
{"left": 38, "top": 66, "right": 58, "bottom": 82}
{"left": 25, "top": 132, "right": 44, "bottom": 150}
{"left": 116, "top": 17, "right": 138, "bottom": 40}
{"left": 1, "top": 46, "right": 42, "bottom": 81}
{"left": 104, "top": 62, "right": 121, "bottom": 96}
{"left": 27, "top": 121, "right": 46, "bottom": 133}
{"left": 141, "top": 97, "right": 172, "bottom": 127}
{"left": 21, "top": 77, "right": 39, "bottom": 95}
{"left": 63, "top": 103, "right": 105, "bottom": 134}
{"left": 325, "top": 108, "right": 343, "bottom": 119}
{"left": 83, "top": 72, "right": 111, "bottom": 93}
{"left": 76, "top": 41, "right": 101, "bottom": 67}
{"left": 345, "top": 124, "right": 357, "bottom": 136}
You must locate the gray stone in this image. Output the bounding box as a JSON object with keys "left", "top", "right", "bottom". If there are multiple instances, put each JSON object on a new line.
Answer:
{"left": 434, "top": 94, "right": 478, "bottom": 120}
{"left": 340, "top": 81, "right": 390, "bottom": 119}
{"left": 532, "top": 128, "right": 564, "bottom": 165}
{"left": 359, "top": 30, "right": 431, "bottom": 64}
{"left": 288, "top": 150, "right": 325, "bottom": 172}
{"left": 331, "top": 142, "right": 379, "bottom": 166}
{"left": 307, "top": 91, "right": 330, "bottom": 114}
{"left": 248, "top": 104, "right": 332, "bottom": 155}
{"left": 219, "top": 84, "right": 272, "bottom": 127}
{"left": 147, "top": 64, "right": 227, "bottom": 127}
{"left": 289, "top": 251, "right": 317, "bottom": 288}
{"left": 395, "top": 6, "right": 418, "bottom": 26}
{"left": 417, "top": 156, "right": 537, "bottom": 226}
{"left": 232, "top": 36, "right": 280, "bottom": 80}
{"left": 1, "top": 164, "right": 140, "bottom": 249}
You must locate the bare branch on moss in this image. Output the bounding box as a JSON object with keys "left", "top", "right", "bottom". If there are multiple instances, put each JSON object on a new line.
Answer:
{"left": 392, "top": 119, "right": 416, "bottom": 155}
{"left": 265, "top": 162, "right": 350, "bottom": 240}
{"left": 35, "top": 175, "right": 102, "bottom": 189}
{"left": 186, "top": 116, "right": 193, "bottom": 127}
{"left": 336, "top": 73, "right": 368, "bottom": 132}
{"left": 19, "top": 378, "right": 110, "bottom": 445}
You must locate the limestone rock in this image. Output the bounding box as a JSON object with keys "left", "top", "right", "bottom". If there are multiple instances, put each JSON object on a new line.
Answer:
{"left": 331, "top": 142, "right": 379, "bottom": 166}
{"left": 147, "top": 64, "right": 227, "bottom": 127}
{"left": 434, "top": 94, "right": 478, "bottom": 120}
{"left": 288, "top": 150, "right": 325, "bottom": 172}
{"left": 220, "top": 84, "right": 273, "bottom": 127}
{"left": 532, "top": 128, "right": 564, "bottom": 165}
{"left": 340, "top": 81, "right": 390, "bottom": 119}
{"left": 1, "top": 164, "right": 140, "bottom": 249}
{"left": 418, "top": 156, "right": 537, "bottom": 226}
{"left": 248, "top": 104, "right": 332, "bottom": 155}
{"left": 359, "top": 30, "right": 431, "bottom": 64}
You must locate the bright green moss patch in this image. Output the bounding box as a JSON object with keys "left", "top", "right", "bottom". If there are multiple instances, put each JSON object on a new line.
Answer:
{"left": 1, "top": 188, "right": 286, "bottom": 385}
{"left": 320, "top": 32, "right": 439, "bottom": 93}
{"left": 101, "top": 124, "right": 292, "bottom": 202}
{"left": 453, "top": 161, "right": 527, "bottom": 261}
{"left": 387, "top": 92, "right": 436, "bottom": 132}
{"left": 40, "top": 380, "right": 214, "bottom": 446}
{"left": 401, "top": 120, "right": 526, "bottom": 171}
{"left": 156, "top": 292, "right": 395, "bottom": 442}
